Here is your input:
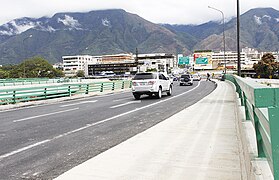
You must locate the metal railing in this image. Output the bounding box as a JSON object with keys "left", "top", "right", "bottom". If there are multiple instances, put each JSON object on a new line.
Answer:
{"left": 226, "top": 74, "right": 279, "bottom": 179}
{"left": 0, "top": 80, "right": 132, "bottom": 105}
{"left": 0, "top": 78, "right": 81, "bottom": 86}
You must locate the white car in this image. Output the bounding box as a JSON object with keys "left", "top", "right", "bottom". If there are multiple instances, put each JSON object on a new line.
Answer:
{"left": 132, "top": 72, "right": 173, "bottom": 100}
{"left": 192, "top": 74, "right": 201, "bottom": 81}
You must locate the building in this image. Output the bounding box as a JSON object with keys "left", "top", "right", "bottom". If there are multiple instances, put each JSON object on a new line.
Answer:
{"left": 62, "top": 55, "right": 102, "bottom": 77}
{"left": 86, "top": 53, "right": 176, "bottom": 76}
{"left": 86, "top": 53, "right": 135, "bottom": 76}
{"left": 101, "top": 53, "right": 134, "bottom": 64}
{"left": 135, "top": 53, "right": 176, "bottom": 73}
{"left": 193, "top": 51, "right": 218, "bottom": 70}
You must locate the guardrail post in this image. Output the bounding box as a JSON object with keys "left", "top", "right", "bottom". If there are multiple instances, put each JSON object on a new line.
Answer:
{"left": 243, "top": 93, "right": 250, "bottom": 120}
{"left": 68, "top": 86, "right": 71, "bottom": 96}
{"left": 44, "top": 87, "right": 47, "bottom": 99}
{"left": 269, "top": 106, "right": 279, "bottom": 178}
{"left": 86, "top": 84, "right": 89, "bottom": 94}
{"left": 112, "top": 82, "right": 115, "bottom": 91}
{"left": 100, "top": 83, "right": 103, "bottom": 92}
{"left": 13, "top": 90, "right": 16, "bottom": 104}
{"left": 253, "top": 106, "right": 265, "bottom": 157}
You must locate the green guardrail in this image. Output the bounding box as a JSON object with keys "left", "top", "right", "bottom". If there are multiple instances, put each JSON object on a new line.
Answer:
{"left": 0, "top": 78, "right": 81, "bottom": 86}
{"left": 0, "top": 80, "right": 132, "bottom": 105}
{"left": 226, "top": 74, "right": 279, "bottom": 180}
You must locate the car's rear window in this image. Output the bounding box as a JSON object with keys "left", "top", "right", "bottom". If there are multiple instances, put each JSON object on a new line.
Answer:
{"left": 133, "top": 73, "right": 157, "bottom": 80}
{"left": 181, "top": 75, "right": 190, "bottom": 78}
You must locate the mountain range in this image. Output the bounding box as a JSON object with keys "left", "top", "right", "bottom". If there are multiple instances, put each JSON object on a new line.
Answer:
{"left": 0, "top": 8, "right": 278, "bottom": 65}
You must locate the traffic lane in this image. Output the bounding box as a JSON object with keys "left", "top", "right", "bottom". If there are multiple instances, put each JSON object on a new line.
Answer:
{"left": 0, "top": 81, "right": 216, "bottom": 179}
{"left": 0, "top": 80, "right": 195, "bottom": 124}
{"left": 0, "top": 81, "right": 211, "bottom": 159}
{"left": 0, "top": 91, "right": 130, "bottom": 124}
{"left": 0, "top": 81, "right": 204, "bottom": 156}
{"left": 0, "top": 81, "right": 204, "bottom": 152}
{"left": 0, "top": 81, "right": 196, "bottom": 129}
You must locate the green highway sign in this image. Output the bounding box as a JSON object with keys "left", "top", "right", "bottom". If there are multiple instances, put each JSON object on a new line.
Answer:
{"left": 178, "top": 56, "right": 190, "bottom": 65}
{"left": 195, "top": 57, "right": 208, "bottom": 64}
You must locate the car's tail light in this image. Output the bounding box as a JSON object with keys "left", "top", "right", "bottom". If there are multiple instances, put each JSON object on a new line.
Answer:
{"left": 148, "top": 81, "right": 155, "bottom": 85}
{"left": 132, "top": 82, "right": 137, "bottom": 86}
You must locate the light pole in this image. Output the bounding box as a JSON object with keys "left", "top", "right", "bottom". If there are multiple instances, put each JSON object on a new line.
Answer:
{"left": 236, "top": 0, "right": 241, "bottom": 76}
{"left": 208, "top": 6, "right": 226, "bottom": 74}
{"left": 135, "top": 48, "right": 139, "bottom": 73}
{"left": 22, "top": 34, "right": 32, "bottom": 78}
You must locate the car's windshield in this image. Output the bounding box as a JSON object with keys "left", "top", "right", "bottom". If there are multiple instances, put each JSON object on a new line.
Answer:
{"left": 133, "top": 73, "right": 157, "bottom": 80}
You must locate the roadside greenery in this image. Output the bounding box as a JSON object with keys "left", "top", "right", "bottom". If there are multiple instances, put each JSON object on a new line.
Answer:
{"left": 253, "top": 53, "right": 279, "bottom": 79}
{"left": 0, "top": 57, "right": 64, "bottom": 78}
{"left": 76, "top": 70, "right": 85, "bottom": 77}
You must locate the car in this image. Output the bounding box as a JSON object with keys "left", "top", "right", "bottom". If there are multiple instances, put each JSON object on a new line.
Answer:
{"left": 192, "top": 74, "right": 201, "bottom": 81}
{"left": 131, "top": 72, "right": 173, "bottom": 100}
{"left": 179, "top": 74, "right": 193, "bottom": 86}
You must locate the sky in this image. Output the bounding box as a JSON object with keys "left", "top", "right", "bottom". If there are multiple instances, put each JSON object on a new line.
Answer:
{"left": 0, "top": 0, "right": 279, "bottom": 25}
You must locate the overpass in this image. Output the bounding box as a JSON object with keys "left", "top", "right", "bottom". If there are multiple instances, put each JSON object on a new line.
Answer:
{"left": 0, "top": 76, "right": 278, "bottom": 179}
{"left": 55, "top": 75, "right": 278, "bottom": 180}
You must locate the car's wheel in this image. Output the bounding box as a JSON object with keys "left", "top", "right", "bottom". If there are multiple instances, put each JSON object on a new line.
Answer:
{"left": 180, "top": 83, "right": 183, "bottom": 86}
{"left": 156, "top": 87, "right": 162, "bottom": 99}
{"left": 167, "top": 85, "right": 172, "bottom": 96}
{"left": 133, "top": 93, "right": 141, "bottom": 100}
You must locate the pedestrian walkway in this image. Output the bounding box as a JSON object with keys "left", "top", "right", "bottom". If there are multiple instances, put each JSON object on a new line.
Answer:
{"left": 55, "top": 81, "right": 245, "bottom": 180}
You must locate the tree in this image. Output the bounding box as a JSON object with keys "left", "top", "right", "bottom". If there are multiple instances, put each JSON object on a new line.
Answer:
{"left": 0, "top": 68, "right": 9, "bottom": 78}
{"left": 76, "top": 70, "right": 85, "bottom": 77}
{"left": 18, "top": 56, "right": 64, "bottom": 78}
{"left": 253, "top": 53, "right": 279, "bottom": 78}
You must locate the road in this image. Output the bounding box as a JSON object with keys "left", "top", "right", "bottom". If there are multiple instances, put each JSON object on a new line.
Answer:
{"left": 0, "top": 80, "right": 216, "bottom": 179}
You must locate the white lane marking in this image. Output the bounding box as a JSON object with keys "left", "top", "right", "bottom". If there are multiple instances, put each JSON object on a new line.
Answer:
{"left": 60, "top": 100, "right": 97, "bottom": 107}
{"left": 0, "top": 139, "right": 50, "bottom": 160}
{"left": 0, "top": 82, "right": 201, "bottom": 160}
{"left": 110, "top": 101, "right": 141, "bottom": 109}
{"left": 0, "top": 91, "right": 130, "bottom": 113}
{"left": 13, "top": 108, "right": 80, "bottom": 123}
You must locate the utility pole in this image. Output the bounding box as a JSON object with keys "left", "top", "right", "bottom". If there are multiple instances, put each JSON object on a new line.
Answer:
{"left": 237, "top": 0, "right": 241, "bottom": 76}
{"left": 135, "top": 48, "right": 139, "bottom": 73}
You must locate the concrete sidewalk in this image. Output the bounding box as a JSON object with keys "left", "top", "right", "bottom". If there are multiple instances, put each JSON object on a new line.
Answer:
{"left": 55, "top": 81, "right": 245, "bottom": 180}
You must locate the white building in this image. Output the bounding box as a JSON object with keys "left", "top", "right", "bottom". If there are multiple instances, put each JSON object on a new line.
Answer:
{"left": 63, "top": 55, "right": 102, "bottom": 77}
{"left": 135, "top": 53, "right": 176, "bottom": 73}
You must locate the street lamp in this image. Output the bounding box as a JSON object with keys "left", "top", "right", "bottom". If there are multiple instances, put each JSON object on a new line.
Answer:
{"left": 236, "top": 0, "right": 241, "bottom": 76}
{"left": 22, "top": 34, "right": 32, "bottom": 78}
{"left": 208, "top": 6, "right": 226, "bottom": 74}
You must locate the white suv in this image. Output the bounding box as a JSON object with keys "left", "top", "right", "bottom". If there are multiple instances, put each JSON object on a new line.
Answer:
{"left": 132, "top": 72, "right": 173, "bottom": 100}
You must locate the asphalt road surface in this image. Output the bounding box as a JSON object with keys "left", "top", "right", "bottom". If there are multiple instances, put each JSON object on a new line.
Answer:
{"left": 0, "top": 80, "right": 216, "bottom": 179}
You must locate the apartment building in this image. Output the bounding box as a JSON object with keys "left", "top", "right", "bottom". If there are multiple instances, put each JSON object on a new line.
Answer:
{"left": 62, "top": 55, "right": 102, "bottom": 77}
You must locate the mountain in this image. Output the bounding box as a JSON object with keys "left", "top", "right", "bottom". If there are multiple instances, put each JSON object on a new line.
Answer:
{"left": 0, "top": 8, "right": 279, "bottom": 65}
{"left": 164, "top": 7, "right": 279, "bottom": 52}
{"left": 0, "top": 9, "right": 191, "bottom": 65}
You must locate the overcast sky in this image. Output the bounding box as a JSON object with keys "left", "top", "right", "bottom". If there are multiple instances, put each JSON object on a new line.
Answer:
{"left": 1, "top": 0, "right": 279, "bottom": 25}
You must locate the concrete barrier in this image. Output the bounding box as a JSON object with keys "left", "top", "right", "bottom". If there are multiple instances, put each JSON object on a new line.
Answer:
{"left": 229, "top": 81, "right": 274, "bottom": 180}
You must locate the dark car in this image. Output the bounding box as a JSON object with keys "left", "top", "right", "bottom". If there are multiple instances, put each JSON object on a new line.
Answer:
{"left": 179, "top": 74, "right": 193, "bottom": 86}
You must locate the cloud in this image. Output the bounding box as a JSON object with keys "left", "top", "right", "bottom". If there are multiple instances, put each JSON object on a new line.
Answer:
{"left": 0, "top": 0, "right": 279, "bottom": 25}
{"left": 57, "top": 15, "right": 81, "bottom": 29}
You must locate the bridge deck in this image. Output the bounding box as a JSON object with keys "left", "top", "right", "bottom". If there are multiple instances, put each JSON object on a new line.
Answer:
{"left": 56, "top": 81, "right": 245, "bottom": 180}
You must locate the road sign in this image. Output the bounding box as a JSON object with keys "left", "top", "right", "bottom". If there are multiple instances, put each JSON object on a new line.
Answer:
{"left": 195, "top": 57, "right": 208, "bottom": 64}
{"left": 178, "top": 57, "right": 190, "bottom": 65}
